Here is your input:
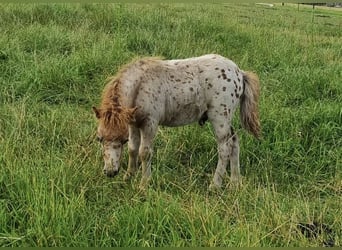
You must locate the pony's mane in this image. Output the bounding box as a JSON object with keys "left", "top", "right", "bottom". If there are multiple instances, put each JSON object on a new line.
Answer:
{"left": 99, "top": 57, "right": 163, "bottom": 132}
{"left": 99, "top": 78, "right": 130, "bottom": 133}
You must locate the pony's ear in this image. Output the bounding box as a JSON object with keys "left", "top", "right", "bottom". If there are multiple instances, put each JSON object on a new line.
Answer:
{"left": 92, "top": 106, "right": 101, "bottom": 119}
{"left": 128, "top": 106, "right": 138, "bottom": 123}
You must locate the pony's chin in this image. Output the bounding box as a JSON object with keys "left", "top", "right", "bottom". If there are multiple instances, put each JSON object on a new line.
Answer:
{"left": 104, "top": 168, "right": 119, "bottom": 178}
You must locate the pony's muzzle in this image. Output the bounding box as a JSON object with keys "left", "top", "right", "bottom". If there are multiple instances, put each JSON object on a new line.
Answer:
{"left": 104, "top": 168, "right": 119, "bottom": 178}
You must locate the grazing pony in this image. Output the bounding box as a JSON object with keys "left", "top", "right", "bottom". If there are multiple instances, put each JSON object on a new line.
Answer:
{"left": 93, "top": 54, "right": 260, "bottom": 190}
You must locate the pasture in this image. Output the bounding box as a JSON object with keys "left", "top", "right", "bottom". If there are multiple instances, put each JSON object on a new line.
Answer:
{"left": 0, "top": 3, "right": 341, "bottom": 247}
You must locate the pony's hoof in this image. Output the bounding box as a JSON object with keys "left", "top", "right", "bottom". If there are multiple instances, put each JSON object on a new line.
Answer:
{"left": 123, "top": 173, "right": 132, "bottom": 181}
{"left": 231, "top": 175, "right": 244, "bottom": 185}
{"left": 138, "top": 179, "right": 148, "bottom": 191}
{"left": 228, "top": 176, "right": 244, "bottom": 189}
{"left": 137, "top": 185, "right": 148, "bottom": 197}
{"left": 138, "top": 178, "right": 151, "bottom": 191}
{"left": 132, "top": 187, "right": 148, "bottom": 202}
{"left": 208, "top": 183, "right": 221, "bottom": 193}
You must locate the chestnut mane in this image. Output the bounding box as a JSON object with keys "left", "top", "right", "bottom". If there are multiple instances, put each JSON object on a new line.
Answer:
{"left": 99, "top": 77, "right": 132, "bottom": 135}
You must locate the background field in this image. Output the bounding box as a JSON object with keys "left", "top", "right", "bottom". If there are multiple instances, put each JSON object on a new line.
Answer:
{"left": 0, "top": 3, "right": 341, "bottom": 247}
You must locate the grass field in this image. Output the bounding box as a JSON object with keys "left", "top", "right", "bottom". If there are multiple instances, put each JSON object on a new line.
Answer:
{"left": 0, "top": 3, "right": 341, "bottom": 247}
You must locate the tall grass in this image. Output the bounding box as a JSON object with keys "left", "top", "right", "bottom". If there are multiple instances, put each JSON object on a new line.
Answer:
{"left": 0, "top": 3, "right": 341, "bottom": 246}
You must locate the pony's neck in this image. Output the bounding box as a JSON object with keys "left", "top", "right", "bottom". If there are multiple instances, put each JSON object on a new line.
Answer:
{"left": 104, "top": 58, "right": 161, "bottom": 109}
{"left": 113, "top": 70, "right": 140, "bottom": 108}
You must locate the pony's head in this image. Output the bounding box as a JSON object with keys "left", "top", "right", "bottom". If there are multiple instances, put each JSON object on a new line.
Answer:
{"left": 92, "top": 105, "right": 137, "bottom": 177}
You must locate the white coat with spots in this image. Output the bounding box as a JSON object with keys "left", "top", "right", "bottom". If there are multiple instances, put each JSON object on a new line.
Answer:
{"left": 93, "top": 54, "right": 260, "bottom": 190}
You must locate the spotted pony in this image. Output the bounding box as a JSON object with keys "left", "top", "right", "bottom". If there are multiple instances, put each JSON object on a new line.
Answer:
{"left": 93, "top": 54, "right": 260, "bottom": 190}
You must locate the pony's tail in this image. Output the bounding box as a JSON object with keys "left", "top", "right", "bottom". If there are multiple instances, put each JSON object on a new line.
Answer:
{"left": 240, "top": 71, "right": 261, "bottom": 138}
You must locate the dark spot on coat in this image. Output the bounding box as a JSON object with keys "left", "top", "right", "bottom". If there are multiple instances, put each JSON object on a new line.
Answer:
{"left": 189, "top": 87, "right": 194, "bottom": 91}
{"left": 222, "top": 74, "right": 227, "bottom": 80}
{"left": 215, "top": 67, "right": 219, "bottom": 70}
{"left": 223, "top": 87, "right": 226, "bottom": 91}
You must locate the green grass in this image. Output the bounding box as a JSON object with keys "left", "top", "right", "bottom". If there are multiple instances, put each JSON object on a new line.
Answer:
{"left": 0, "top": 3, "right": 341, "bottom": 247}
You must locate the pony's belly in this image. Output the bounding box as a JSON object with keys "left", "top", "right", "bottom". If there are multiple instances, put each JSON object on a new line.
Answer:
{"left": 160, "top": 104, "right": 205, "bottom": 127}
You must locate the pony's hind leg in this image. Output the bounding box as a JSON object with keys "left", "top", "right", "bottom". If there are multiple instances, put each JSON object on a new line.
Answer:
{"left": 208, "top": 108, "right": 241, "bottom": 190}
{"left": 208, "top": 114, "right": 232, "bottom": 190}
{"left": 229, "top": 131, "right": 241, "bottom": 184}
{"left": 124, "top": 126, "right": 141, "bottom": 181}
{"left": 210, "top": 136, "right": 229, "bottom": 190}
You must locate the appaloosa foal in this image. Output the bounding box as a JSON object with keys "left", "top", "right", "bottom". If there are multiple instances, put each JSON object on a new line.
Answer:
{"left": 93, "top": 54, "right": 260, "bottom": 190}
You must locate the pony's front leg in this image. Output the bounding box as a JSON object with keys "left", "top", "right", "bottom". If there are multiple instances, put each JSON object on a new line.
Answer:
{"left": 138, "top": 119, "right": 157, "bottom": 191}
{"left": 124, "top": 126, "right": 140, "bottom": 181}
